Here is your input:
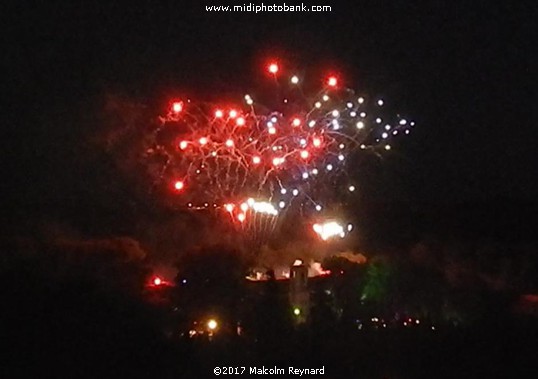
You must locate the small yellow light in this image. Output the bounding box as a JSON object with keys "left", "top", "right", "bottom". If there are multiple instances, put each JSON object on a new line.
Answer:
{"left": 207, "top": 319, "right": 218, "bottom": 330}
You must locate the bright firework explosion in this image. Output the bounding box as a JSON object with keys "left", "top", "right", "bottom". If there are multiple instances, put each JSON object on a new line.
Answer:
{"left": 143, "top": 61, "right": 414, "bottom": 248}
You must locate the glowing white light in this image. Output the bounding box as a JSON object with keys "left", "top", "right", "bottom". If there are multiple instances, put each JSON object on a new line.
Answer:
{"left": 271, "top": 116, "right": 278, "bottom": 123}
{"left": 211, "top": 151, "right": 217, "bottom": 157}
{"left": 405, "top": 130, "right": 410, "bottom": 135}
{"left": 347, "top": 224, "right": 353, "bottom": 231}
{"left": 356, "top": 121, "right": 364, "bottom": 129}
{"left": 280, "top": 188, "right": 287, "bottom": 195}
{"left": 313, "top": 221, "right": 345, "bottom": 241}
{"left": 410, "top": 121, "right": 415, "bottom": 126}
{"left": 359, "top": 112, "right": 366, "bottom": 117}
{"left": 308, "top": 120, "right": 316, "bottom": 127}
{"left": 332, "top": 120, "right": 340, "bottom": 129}
{"left": 393, "top": 130, "right": 398, "bottom": 135}
{"left": 268, "top": 127, "right": 276, "bottom": 135}
{"left": 229, "top": 110, "right": 238, "bottom": 118}
{"left": 292, "top": 189, "right": 299, "bottom": 196}
{"left": 350, "top": 111, "right": 357, "bottom": 117}
{"left": 279, "top": 201, "right": 286, "bottom": 209}
{"left": 215, "top": 110, "right": 224, "bottom": 118}
{"left": 312, "top": 168, "right": 319, "bottom": 175}
{"left": 252, "top": 201, "right": 278, "bottom": 216}
{"left": 358, "top": 97, "right": 364, "bottom": 104}
{"left": 240, "top": 202, "right": 249, "bottom": 212}
{"left": 348, "top": 185, "right": 355, "bottom": 192}
{"left": 267, "top": 121, "right": 273, "bottom": 127}
{"left": 237, "top": 213, "right": 245, "bottom": 222}
{"left": 338, "top": 154, "right": 345, "bottom": 161}
{"left": 382, "top": 132, "right": 388, "bottom": 139}
{"left": 291, "top": 75, "right": 299, "bottom": 84}
{"left": 302, "top": 172, "right": 309, "bottom": 179}
{"left": 339, "top": 143, "right": 345, "bottom": 149}
{"left": 314, "top": 102, "right": 322, "bottom": 108}
{"left": 377, "top": 99, "right": 384, "bottom": 106}
{"left": 326, "top": 164, "right": 333, "bottom": 171}
{"left": 225, "top": 139, "right": 234, "bottom": 147}
{"left": 399, "top": 119, "right": 407, "bottom": 125}
{"left": 332, "top": 110, "right": 339, "bottom": 118}
{"left": 247, "top": 198, "right": 255, "bottom": 206}
{"left": 225, "top": 203, "right": 234, "bottom": 212}
{"left": 322, "top": 95, "right": 329, "bottom": 102}
{"left": 315, "top": 204, "right": 322, "bottom": 211}
{"left": 246, "top": 99, "right": 253, "bottom": 105}
{"left": 207, "top": 319, "right": 218, "bottom": 330}
{"left": 385, "top": 124, "right": 391, "bottom": 130}
{"left": 360, "top": 144, "right": 366, "bottom": 149}
{"left": 272, "top": 157, "right": 284, "bottom": 166}
{"left": 300, "top": 138, "right": 307, "bottom": 146}
{"left": 376, "top": 117, "right": 382, "bottom": 124}
{"left": 346, "top": 102, "right": 353, "bottom": 108}
{"left": 385, "top": 145, "right": 391, "bottom": 150}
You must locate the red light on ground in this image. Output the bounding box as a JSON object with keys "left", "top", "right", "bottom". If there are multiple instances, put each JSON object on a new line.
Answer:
{"left": 268, "top": 62, "right": 279, "bottom": 74}
{"left": 300, "top": 150, "right": 309, "bottom": 159}
{"left": 327, "top": 76, "right": 338, "bottom": 87}
{"left": 174, "top": 181, "right": 184, "bottom": 191}
{"left": 153, "top": 277, "right": 162, "bottom": 286}
{"left": 172, "top": 101, "right": 183, "bottom": 113}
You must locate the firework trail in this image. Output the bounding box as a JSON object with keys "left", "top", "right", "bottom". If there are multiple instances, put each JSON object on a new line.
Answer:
{"left": 141, "top": 61, "right": 414, "bottom": 245}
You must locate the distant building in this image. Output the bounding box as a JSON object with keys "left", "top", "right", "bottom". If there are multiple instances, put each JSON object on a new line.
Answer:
{"left": 289, "top": 262, "right": 310, "bottom": 323}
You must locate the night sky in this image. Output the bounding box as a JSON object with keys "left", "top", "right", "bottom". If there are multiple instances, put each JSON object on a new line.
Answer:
{"left": 3, "top": 1, "right": 536, "bottom": 237}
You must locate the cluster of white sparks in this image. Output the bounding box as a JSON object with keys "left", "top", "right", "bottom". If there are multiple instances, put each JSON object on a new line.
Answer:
{"left": 313, "top": 221, "right": 353, "bottom": 241}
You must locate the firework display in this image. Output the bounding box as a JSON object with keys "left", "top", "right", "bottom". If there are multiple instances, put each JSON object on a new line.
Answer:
{"left": 143, "top": 61, "right": 414, "bottom": 243}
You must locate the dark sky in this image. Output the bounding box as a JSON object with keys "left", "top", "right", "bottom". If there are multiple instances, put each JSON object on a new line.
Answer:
{"left": 3, "top": 1, "right": 536, "bottom": 234}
